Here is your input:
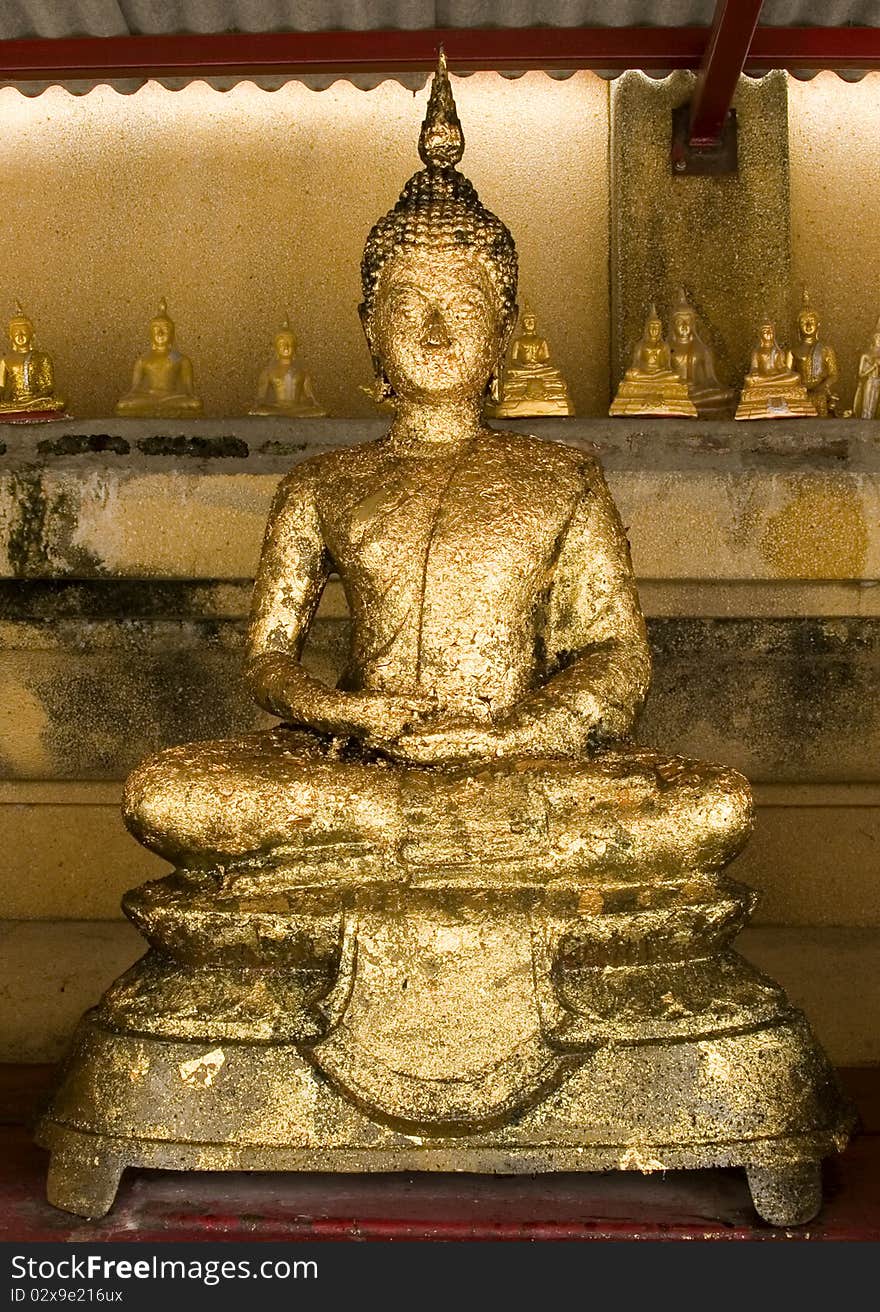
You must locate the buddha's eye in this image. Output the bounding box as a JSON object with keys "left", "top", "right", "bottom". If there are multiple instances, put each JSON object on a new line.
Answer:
{"left": 390, "top": 290, "right": 428, "bottom": 322}
{"left": 445, "top": 294, "right": 489, "bottom": 324}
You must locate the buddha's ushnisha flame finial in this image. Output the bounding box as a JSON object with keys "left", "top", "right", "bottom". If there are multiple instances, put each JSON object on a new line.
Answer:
{"left": 418, "top": 48, "right": 464, "bottom": 169}
{"left": 360, "top": 47, "right": 517, "bottom": 318}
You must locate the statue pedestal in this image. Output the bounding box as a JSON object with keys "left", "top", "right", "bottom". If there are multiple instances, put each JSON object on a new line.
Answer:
{"left": 37, "top": 864, "right": 853, "bottom": 1225}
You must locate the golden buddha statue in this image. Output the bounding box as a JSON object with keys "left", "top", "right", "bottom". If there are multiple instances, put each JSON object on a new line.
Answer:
{"left": 486, "top": 304, "right": 574, "bottom": 417}
{"left": 736, "top": 317, "right": 816, "bottom": 420}
{"left": 852, "top": 317, "right": 880, "bottom": 420}
{"left": 791, "top": 289, "right": 839, "bottom": 417}
{"left": 0, "top": 304, "right": 66, "bottom": 420}
{"left": 610, "top": 305, "right": 697, "bottom": 416}
{"left": 669, "top": 289, "right": 734, "bottom": 417}
{"left": 249, "top": 315, "right": 326, "bottom": 417}
{"left": 39, "top": 52, "right": 851, "bottom": 1227}
{"left": 115, "top": 300, "right": 203, "bottom": 418}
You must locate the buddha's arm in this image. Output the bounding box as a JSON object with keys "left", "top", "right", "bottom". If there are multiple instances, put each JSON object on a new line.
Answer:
{"left": 179, "top": 357, "right": 196, "bottom": 397}
{"left": 497, "top": 462, "right": 651, "bottom": 755}
{"left": 245, "top": 469, "right": 342, "bottom": 728}
{"left": 255, "top": 366, "right": 272, "bottom": 405}
{"left": 245, "top": 468, "right": 431, "bottom": 738}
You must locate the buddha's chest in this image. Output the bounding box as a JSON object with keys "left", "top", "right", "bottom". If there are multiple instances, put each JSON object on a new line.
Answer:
{"left": 2, "top": 354, "right": 41, "bottom": 397}
{"left": 318, "top": 450, "right": 574, "bottom": 610}
{"left": 142, "top": 353, "right": 182, "bottom": 389}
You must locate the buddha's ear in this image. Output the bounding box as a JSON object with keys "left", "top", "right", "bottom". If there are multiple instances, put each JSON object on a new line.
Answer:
{"left": 358, "top": 302, "right": 373, "bottom": 349}
{"left": 500, "top": 303, "right": 518, "bottom": 353}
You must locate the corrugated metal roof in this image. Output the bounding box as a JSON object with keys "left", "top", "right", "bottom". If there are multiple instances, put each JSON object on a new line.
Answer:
{"left": 1, "top": 3, "right": 878, "bottom": 94}
{"left": 3, "top": 1, "right": 880, "bottom": 41}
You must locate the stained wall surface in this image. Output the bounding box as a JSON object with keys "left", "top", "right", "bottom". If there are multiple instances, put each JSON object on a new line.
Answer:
{"left": 789, "top": 72, "right": 880, "bottom": 412}
{"left": 0, "top": 73, "right": 609, "bottom": 419}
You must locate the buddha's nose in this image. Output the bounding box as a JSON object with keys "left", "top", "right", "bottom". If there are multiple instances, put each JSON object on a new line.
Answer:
{"left": 421, "top": 308, "right": 451, "bottom": 349}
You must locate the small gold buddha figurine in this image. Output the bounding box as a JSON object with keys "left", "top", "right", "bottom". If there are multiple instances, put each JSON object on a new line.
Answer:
{"left": 0, "top": 303, "right": 66, "bottom": 420}
{"left": 115, "top": 299, "right": 203, "bottom": 418}
{"left": 669, "top": 289, "right": 734, "bottom": 417}
{"left": 485, "top": 304, "right": 574, "bottom": 417}
{"left": 852, "top": 316, "right": 880, "bottom": 419}
{"left": 791, "top": 288, "right": 839, "bottom": 417}
{"left": 735, "top": 316, "right": 817, "bottom": 420}
{"left": 610, "top": 304, "right": 696, "bottom": 416}
{"left": 40, "top": 50, "right": 851, "bottom": 1229}
{"left": 249, "top": 315, "right": 326, "bottom": 417}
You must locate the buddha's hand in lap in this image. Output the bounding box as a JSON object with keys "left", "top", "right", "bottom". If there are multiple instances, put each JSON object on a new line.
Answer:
{"left": 339, "top": 692, "right": 437, "bottom": 744}
{"left": 382, "top": 718, "right": 506, "bottom": 766}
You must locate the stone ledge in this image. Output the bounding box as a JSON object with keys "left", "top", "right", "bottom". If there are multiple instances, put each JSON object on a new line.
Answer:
{"left": 1, "top": 419, "right": 879, "bottom": 581}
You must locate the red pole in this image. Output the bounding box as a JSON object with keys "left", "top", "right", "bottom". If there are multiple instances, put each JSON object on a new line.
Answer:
{"left": 689, "top": 1, "right": 765, "bottom": 146}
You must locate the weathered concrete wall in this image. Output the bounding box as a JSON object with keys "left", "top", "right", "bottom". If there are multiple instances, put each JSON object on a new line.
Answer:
{"left": 3, "top": 418, "right": 880, "bottom": 582}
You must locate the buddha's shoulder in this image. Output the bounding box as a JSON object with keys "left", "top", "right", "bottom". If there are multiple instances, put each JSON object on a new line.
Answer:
{"left": 271, "top": 439, "right": 385, "bottom": 494}
{"left": 481, "top": 429, "right": 604, "bottom": 485}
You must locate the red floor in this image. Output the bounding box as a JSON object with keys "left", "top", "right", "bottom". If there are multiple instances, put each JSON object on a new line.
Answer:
{"left": 2, "top": 1066, "right": 879, "bottom": 1242}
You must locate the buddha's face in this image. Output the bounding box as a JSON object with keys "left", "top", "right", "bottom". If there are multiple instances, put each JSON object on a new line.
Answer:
{"left": 363, "top": 246, "right": 513, "bottom": 402}
{"left": 799, "top": 311, "right": 818, "bottom": 340}
{"left": 646, "top": 318, "right": 662, "bottom": 344}
{"left": 275, "top": 332, "right": 297, "bottom": 361}
{"left": 760, "top": 323, "right": 775, "bottom": 348}
{"left": 150, "top": 318, "right": 174, "bottom": 351}
{"left": 9, "top": 321, "right": 32, "bottom": 351}
{"left": 522, "top": 314, "right": 537, "bottom": 334}
{"left": 673, "top": 313, "right": 693, "bottom": 343}
{"left": 873, "top": 333, "right": 880, "bottom": 354}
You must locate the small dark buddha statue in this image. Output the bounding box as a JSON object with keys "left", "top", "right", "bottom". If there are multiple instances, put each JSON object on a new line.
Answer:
{"left": 39, "top": 53, "right": 852, "bottom": 1226}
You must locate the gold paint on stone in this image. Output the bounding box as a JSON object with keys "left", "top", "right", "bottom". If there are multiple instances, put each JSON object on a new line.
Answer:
{"left": 248, "top": 314, "right": 326, "bottom": 417}
{"left": 0, "top": 303, "right": 66, "bottom": 420}
{"left": 792, "top": 289, "right": 839, "bottom": 417}
{"left": 39, "top": 55, "right": 852, "bottom": 1227}
{"left": 486, "top": 304, "right": 575, "bottom": 417}
{"left": 610, "top": 303, "right": 697, "bottom": 417}
{"left": 736, "top": 317, "right": 816, "bottom": 420}
{"left": 852, "top": 315, "right": 880, "bottom": 419}
{"left": 114, "top": 299, "right": 204, "bottom": 418}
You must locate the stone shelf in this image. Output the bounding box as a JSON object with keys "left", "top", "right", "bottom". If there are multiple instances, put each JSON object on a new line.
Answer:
{"left": 1, "top": 418, "right": 878, "bottom": 583}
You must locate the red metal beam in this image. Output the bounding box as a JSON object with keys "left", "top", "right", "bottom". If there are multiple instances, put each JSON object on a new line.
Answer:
{"left": 689, "top": 1, "right": 764, "bottom": 146}
{"left": 0, "top": 26, "right": 878, "bottom": 83}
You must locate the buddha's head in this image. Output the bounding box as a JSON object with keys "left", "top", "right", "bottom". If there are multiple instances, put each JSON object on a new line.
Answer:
{"left": 873, "top": 331, "right": 880, "bottom": 355}
{"left": 275, "top": 317, "right": 297, "bottom": 362}
{"left": 150, "top": 300, "right": 175, "bottom": 353}
{"left": 521, "top": 309, "right": 538, "bottom": 335}
{"left": 9, "top": 304, "right": 33, "bottom": 352}
{"left": 360, "top": 51, "right": 518, "bottom": 404}
{"left": 798, "top": 289, "right": 820, "bottom": 342}
{"left": 759, "top": 320, "right": 777, "bottom": 349}
{"left": 672, "top": 312, "right": 695, "bottom": 344}
{"left": 671, "top": 290, "right": 697, "bottom": 345}
{"left": 644, "top": 306, "right": 663, "bottom": 345}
